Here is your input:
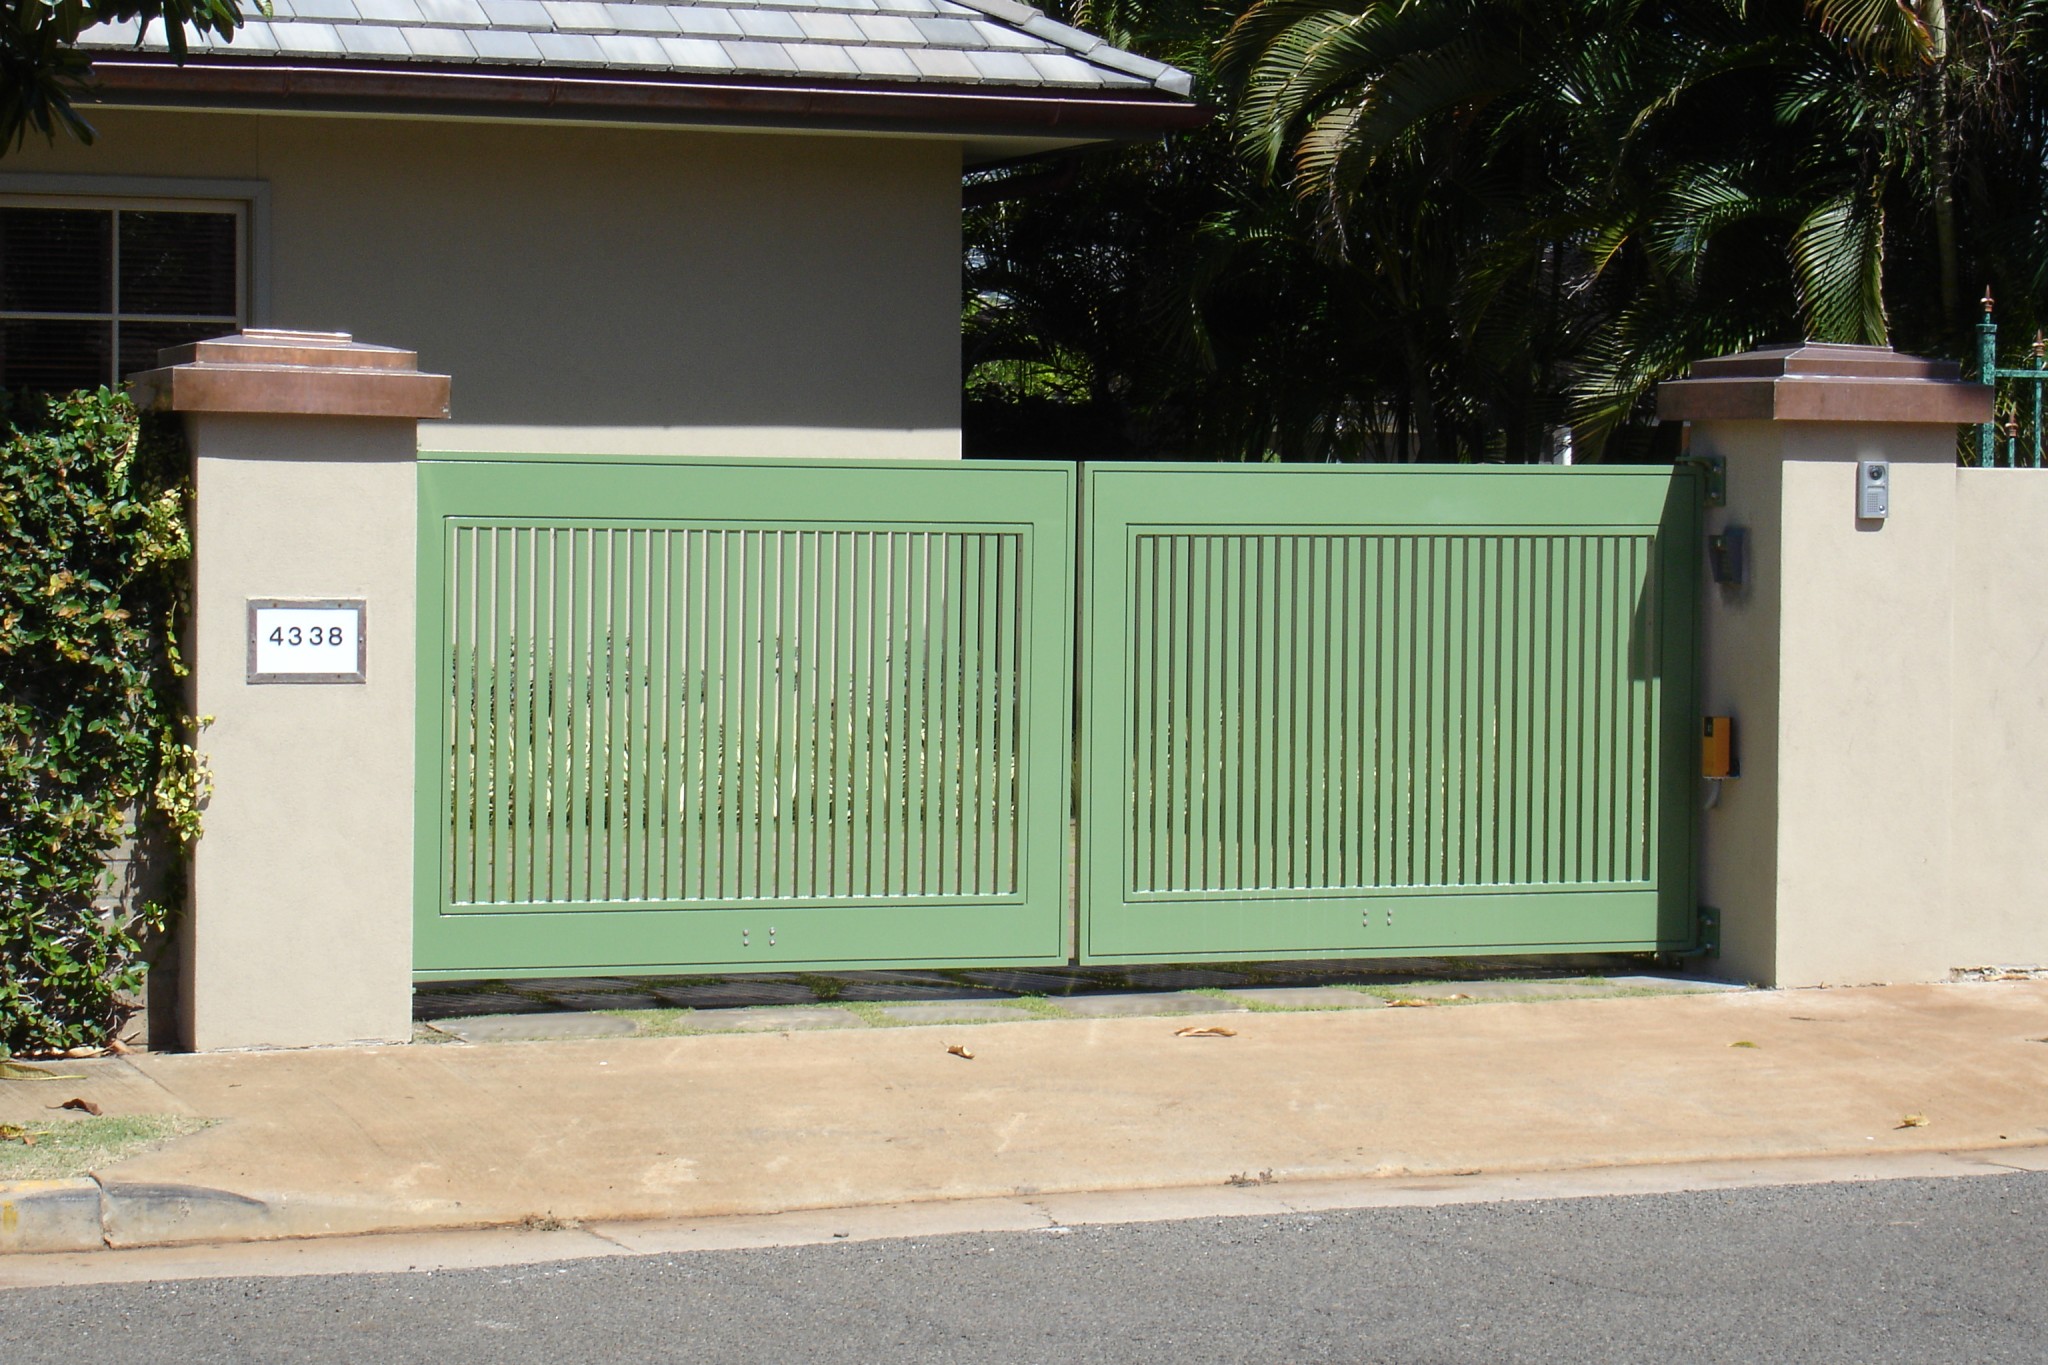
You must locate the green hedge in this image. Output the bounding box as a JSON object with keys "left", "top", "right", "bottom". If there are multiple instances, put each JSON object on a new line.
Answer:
{"left": 0, "top": 388, "right": 204, "bottom": 1055}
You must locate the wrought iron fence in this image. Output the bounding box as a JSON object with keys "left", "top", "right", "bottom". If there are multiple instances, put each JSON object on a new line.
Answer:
{"left": 1975, "top": 291, "right": 2047, "bottom": 468}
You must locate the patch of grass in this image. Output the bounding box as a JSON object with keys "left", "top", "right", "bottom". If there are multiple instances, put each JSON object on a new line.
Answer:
{"left": 1193, "top": 964, "right": 1289, "bottom": 985}
{"left": 1601, "top": 984, "right": 1718, "bottom": 999}
{"left": 1334, "top": 980, "right": 1470, "bottom": 1002}
{"left": 1511, "top": 980, "right": 1724, "bottom": 1002}
{"left": 1364, "top": 989, "right": 1490, "bottom": 1006}
{"left": 1333, "top": 979, "right": 1720, "bottom": 1006}
{"left": 601, "top": 1008, "right": 702, "bottom": 1037}
{"left": 1063, "top": 971, "right": 1133, "bottom": 992}
{"left": 795, "top": 975, "right": 844, "bottom": 1002}
{"left": 601, "top": 1001, "right": 886, "bottom": 1036}
{"left": 1010, "top": 994, "right": 1074, "bottom": 1020}
{"left": 456, "top": 978, "right": 574, "bottom": 1007}
{"left": 1188, "top": 987, "right": 1338, "bottom": 1014}
{"left": 845, "top": 1001, "right": 1009, "bottom": 1028}
{"left": 0, "top": 1115, "right": 214, "bottom": 1181}
{"left": 854, "top": 999, "right": 1057, "bottom": 1028}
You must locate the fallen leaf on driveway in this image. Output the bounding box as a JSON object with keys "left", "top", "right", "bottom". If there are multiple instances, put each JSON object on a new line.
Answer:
{"left": 53, "top": 1097, "right": 102, "bottom": 1116}
{"left": 0, "top": 1123, "right": 33, "bottom": 1145}
{"left": 0, "top": 1062, "right": 83, "bottom": 1081}
{"left": 1173, "top": 1025, "right": 1237, "bottom": 1038}
{"left": 1898, "top": 1114, "right": 1929, "bottom": 1129}
{"left": 946, "top": 1044, "right": 975, "bottom": 1060}
{"left": 1729, "top": 1041, "right": 1758, "bottom": 1048}
{"left": 1386, "top": 999, "right": 1438, "bottom": 1008}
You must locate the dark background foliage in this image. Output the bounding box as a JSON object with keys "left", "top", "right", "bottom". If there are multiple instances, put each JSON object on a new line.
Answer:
{"left": 964, "top": 0, "right": 2048, "bottom": 463}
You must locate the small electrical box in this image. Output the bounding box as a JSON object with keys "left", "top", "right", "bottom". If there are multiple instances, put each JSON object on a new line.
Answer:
{"left": 1707, "top": 527, "right": 1747, "bottom": 585}
{"left": 1857, "top": 460, "right": 1889, "bottom": 520}
{"left": 1702, "top": 715, "right": 1737, "bottom": 778}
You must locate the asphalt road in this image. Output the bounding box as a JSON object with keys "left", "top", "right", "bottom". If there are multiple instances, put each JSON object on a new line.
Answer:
{"left": 13, "top": 1171, "right": 2046, "bottom": 1363}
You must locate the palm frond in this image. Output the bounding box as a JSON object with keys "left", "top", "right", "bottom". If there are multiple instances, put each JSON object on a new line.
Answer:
{"left": 1790, "top": 189, "right": 1890, "bottom": 341}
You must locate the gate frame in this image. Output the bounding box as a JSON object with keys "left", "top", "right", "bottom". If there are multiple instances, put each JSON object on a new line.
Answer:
{"left": 412, "top": 450, "right": 1080, "bottom": 981}
{"left": 1074, "top": 460, "right": 1704, "bottom": 965}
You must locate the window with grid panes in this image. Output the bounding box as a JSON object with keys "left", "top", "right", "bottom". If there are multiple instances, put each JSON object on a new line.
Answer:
{"left": 0, "top": 202, "right": 243, "bottom": 391}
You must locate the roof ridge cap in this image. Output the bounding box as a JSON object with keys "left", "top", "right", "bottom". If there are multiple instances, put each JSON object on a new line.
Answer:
{"left": 940, "top": 0, "right": 1193, "bottom": 94}
{"left": 934, "top": 0, "right": 1051, "bottom": 32}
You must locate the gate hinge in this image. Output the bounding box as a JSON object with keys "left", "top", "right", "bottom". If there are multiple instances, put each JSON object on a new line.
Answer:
{"left": 1693, "top": 906, "right": 1721, "bottom": 958}
{"left": 1660, "top": 906, "right": 1721, "bottom": 964}
{"left": 1680, "top": 454, "right": 1726, "bottom": 507}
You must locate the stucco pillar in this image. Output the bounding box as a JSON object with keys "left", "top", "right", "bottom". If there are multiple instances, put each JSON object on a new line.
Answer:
{"left": 1658, "top": 344, "right": 1990, "bottom": 987}
{"left": 129, "top": 331, "right": 450, "bottom": 1049}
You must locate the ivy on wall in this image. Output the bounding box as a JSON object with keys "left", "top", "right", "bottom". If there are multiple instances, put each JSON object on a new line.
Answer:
{"left": 0, "top": 389, "right": 206, "bottom": 1056}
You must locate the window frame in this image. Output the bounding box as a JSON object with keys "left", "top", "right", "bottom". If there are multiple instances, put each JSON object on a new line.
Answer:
{"left": 0, "top": 175, "right": 270, "bottom": 386}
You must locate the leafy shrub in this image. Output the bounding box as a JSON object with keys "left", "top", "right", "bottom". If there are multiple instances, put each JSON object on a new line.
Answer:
{"left": 0, "top": 388, "right": 203, "bottom": 1055}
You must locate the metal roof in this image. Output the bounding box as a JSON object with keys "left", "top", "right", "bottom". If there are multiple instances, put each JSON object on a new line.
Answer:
{"left": 76, "top": 0, "right": 1194, "bottom": 98}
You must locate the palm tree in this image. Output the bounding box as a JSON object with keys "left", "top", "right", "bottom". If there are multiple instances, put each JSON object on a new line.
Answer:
{"left": 1218, "top": 0, "right": 2048, "bottom": 453}
{"left": 965, "top": 0, "right": 1421, "bottom": 462}
{"left": 964, "top": 0, "right": 2048, "bottom": 461}
{"left": 1217, "top": 0, "right": 1660, "bottom": 455}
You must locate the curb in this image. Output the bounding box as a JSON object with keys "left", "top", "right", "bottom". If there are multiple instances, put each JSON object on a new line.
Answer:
{"left": 1, "top": 1178, "right": 283, "bottom": 1254}
{"left": 0, "top": 1179, "right": 102, "bottom": 1254}
{"left": 101, "top": 1182, "right": 278, "bottom": 1249}
{"left": 5, "top": 1145, "right": 2048, "bottom": 1272}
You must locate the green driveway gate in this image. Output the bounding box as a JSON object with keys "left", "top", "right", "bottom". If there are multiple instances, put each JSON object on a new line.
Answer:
{"left": 1078, "top": 463, "right": 1700, "bottom": 963}
{"left": 417, "top": 455, "right": 1702, "bottom": 979}
{"left": 413, "top": 454, "right": 1076, "bottom": 978}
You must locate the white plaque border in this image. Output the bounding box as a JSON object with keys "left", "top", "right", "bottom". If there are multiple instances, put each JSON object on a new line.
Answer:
{"left": 246, "top": 598, "right": 367, "bottom": 684}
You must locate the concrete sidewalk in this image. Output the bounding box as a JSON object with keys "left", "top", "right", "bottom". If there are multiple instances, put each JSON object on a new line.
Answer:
{"left": 3, "top": 981, "right": 2046, "bottom": 1255}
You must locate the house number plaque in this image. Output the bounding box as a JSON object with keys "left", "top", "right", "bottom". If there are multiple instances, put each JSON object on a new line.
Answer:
{"left": 247, "top": 599, "right": 366, "bottom": 683}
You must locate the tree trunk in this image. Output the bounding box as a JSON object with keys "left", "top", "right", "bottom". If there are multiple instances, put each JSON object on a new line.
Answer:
{"left": 1410, "top": 367, "right": 1440, "bottom": 462}
{"left": 1927, "top": 0, "right": 1963, "bottom": 347}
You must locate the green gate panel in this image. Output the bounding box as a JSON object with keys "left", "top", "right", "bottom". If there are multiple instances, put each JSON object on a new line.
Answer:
{"left": 1079, "top": 464, "right": 1699, "bottom": 963}
{"left": 415, "top": 454, "right": 1075, "bottom": 979}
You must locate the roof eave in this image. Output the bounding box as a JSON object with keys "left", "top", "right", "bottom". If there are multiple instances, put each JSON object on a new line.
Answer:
{"left": 78, "top": 55, "right": 1212, "bottom": 143}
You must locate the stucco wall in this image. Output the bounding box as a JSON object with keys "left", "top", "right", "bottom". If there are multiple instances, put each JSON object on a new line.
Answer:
{"left": 1950, "top": 471, "right": 2048, "bottom": 971}
{"left": 1695, "top": 418, "right": 2048, "bottom": 986}
{"left": 2, "top": 110, "right": 963, "bottom": 457}
{"left": 1771, "top": 428, "right": 1959, "bottom": 985}
{"left": 184, "top": 413, "right": 417, "bottom": 1050}
{"left": 1694, "top": 422, "right": 1785, "bottom": 982}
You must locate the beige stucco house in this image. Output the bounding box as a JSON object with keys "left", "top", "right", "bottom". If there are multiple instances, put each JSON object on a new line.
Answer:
{"left": 0, "top": 0, "right": 1199, "bottom": 456}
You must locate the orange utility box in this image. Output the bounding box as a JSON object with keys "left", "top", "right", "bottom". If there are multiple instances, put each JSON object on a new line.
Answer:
{"left": 1702, "top": 716, "right": 1737, "bottom": 778}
